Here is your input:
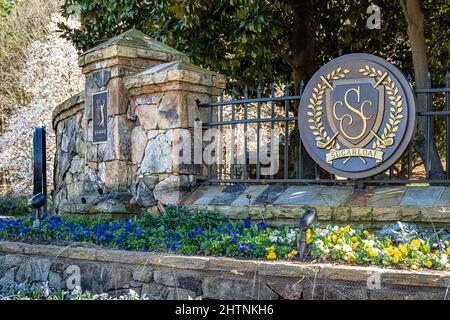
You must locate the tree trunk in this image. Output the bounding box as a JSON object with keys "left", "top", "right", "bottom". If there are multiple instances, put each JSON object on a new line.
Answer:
{"left": 400, "top": 0, "right": 444, "bottom": 179}
{"left": 291, "top": 0, "right": 316, "bottom": 99}
{"left": 288, "top": 0, "right": 318, "bottom": 179}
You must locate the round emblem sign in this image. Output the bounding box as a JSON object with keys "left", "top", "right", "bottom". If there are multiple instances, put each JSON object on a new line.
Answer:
{"left": 298, "top": 53, "right": 416, "bottom": 179}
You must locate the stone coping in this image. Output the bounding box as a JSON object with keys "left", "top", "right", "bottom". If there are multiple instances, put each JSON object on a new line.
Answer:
{"left": 123, "top": 60, "right": 225, "bottom": 90}
{"left": 79, "top": 29, "right": 189, "bottom": 68}
{"left": 182, "top": 185, "right": 450, "bottom": 224}
{"left": 1, "top": 241, "right": 448, "bottom": 288}
{"left": 52, "top": 91, "right": 85, "bottom": 127}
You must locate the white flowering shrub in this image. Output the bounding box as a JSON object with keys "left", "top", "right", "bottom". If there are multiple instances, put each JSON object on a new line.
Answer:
{"left": 0, "top": 13, "right": 83, "bottom": 195}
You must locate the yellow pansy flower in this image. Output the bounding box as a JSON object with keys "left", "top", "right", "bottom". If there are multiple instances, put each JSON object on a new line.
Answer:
{"left": 424, "top": 261, "right": 432, "bottom": 268}
{"left": 267, "top": 251, "right": 277, "bottom": 260}
{"left": 346, "top": 253, "right": 355, "bottom": 262}
{"left": 337, "top": 239, "right": 344, "bottom": 245}
{"left": 398, "top": 244, "right": 408, "bottom": 254}
{"left": 363, "top": 230, "right": 370, "bottom": 236}
{"left": 446, "top": 247, "right": 450, "bottom": 255}
{"left": 343, "top": 225, "right": 351, "bottom": 233}
{"left": 332, "top": 235, "right": 337, "bottom": 243}
{"left": 411, "top": 239, "right": 421, "bottom": 249}
{"left": 392, "top": 255, "right": 400, "bottom": 264}
{"left": 351, "top": 236, "right": 358, "bottom": 242}
{"left": 305, "top": 229, "right": 313, "bottom": 244}
{"left": 368, "top": 248, "right": 378, "bottom": 257}
{"left": 287, "top": 249, "right": 298, "bottom": 259}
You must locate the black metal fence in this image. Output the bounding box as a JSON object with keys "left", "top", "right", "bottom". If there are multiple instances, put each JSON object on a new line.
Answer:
{"left": 202, "top": 72, "right": 450, "bottom": 185}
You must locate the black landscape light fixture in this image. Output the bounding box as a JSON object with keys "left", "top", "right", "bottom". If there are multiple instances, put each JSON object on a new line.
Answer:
{"left": 297, "top": 209, "right": 317, "bottom": 259}
{"left": 29, "top": 127, "right": 47, "bottom": 227}
{"left": 30, "top": 193, "right": 46, "bottom": 209}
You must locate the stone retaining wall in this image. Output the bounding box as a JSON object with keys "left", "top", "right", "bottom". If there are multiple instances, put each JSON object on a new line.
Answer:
{"left": 183, "top": 185, "right": 450, "bottom": 226}
{"left": 0, "top": 241, "right": 449, "bottom": 300}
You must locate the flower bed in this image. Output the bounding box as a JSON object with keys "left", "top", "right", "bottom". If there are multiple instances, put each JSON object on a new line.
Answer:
{"left": 0, "top": 206, "right": 449, "bottom": 271}
{"left": 308, "top": 225, "right": 449, "bottom": 270}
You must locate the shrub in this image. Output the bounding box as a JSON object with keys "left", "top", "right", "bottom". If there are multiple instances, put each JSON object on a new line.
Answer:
{"left": 0, "top": 196, "right": 31, "bottom": 216}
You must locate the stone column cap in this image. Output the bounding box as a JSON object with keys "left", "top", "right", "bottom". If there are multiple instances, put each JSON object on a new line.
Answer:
{"left": 123, "top": 60, "right": 226, "bottom": 89}
{"left": 78, "top": 29, "right": 190, "bottom": 68}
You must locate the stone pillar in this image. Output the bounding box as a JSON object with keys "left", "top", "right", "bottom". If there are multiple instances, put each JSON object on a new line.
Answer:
{"left": 53, "top": 29, "right": 224, "bottom": 214}
{"left": 124, "top": 61, "right": 225, "bottom": 206}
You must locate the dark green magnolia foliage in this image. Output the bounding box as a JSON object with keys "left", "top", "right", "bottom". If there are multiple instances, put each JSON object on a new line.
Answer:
{"left": 59, "top": 0, "right": 448, "bottom": 88}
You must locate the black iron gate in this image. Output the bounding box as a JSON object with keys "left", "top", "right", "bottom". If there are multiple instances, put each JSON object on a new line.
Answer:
{"left": 201, "top": 73, "right": 450, "bottom": 185}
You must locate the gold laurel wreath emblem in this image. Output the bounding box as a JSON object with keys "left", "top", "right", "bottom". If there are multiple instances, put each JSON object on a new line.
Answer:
{"left": 358, "top": 65, "right": 404, "bottom": 151}
{"left": 307, "top": 67, "right": 350, "bottom": 151}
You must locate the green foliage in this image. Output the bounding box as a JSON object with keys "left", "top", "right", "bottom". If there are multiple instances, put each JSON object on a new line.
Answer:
{"left": 0, "top": 207, "right": 296, "bottom": 259}
{"left": 1, "top": 208, "right": 449, "bottom": 269}
{"left": 60, "top": 0, "right": 291, "bottom": 87}
{"left": 309, "top": 225, "right": 450, "bottom": 270}
{"left": 161, "top": 205, "right": 224, "bottom": 230}
{"left": 0, "top": 196, "right": 31, "bottom": 216}
{"left": 60, "top": 0, "right": 449, "bottom": 88}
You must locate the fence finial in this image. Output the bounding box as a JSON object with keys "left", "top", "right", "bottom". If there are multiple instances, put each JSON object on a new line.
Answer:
{"left": 406, "top": 73, "right": 412, "bottom": 82}
{"left": 425, "top": 72, "right": 431, "bottom": 87}
{"left": 300, "top": 80, "right": 305, "bottom": 95}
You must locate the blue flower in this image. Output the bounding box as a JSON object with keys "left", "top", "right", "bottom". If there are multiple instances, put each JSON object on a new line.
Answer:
{"left": 227, "top": 223, "right": 233, "bottom": 230}
{"left": 244, "top": 219, "right": 252, "bottom": 228}
{"left": 230, "top": 238, "right": 237, "bottom": 244}
{"left": 188, "top": 231, "right": 196, "bottom": 239}
{"left": 173, "top": 233, "right": 181, "bottom": 240}
{"left": 238, "top": 242, "right": 248, "bottom": 251}
{"left": 257, "top": 222, "right": 266, "bottom": 231}
{"left": 19, "top": 227, "right": 30, "bottom": 234}
{"left": 171, "top": 241, "right": 182, "bottom": 251}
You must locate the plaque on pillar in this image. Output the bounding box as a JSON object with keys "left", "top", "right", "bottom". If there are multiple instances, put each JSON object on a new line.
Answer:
{"left": 92, "top": 91, "right": 108, "bottom": 143}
